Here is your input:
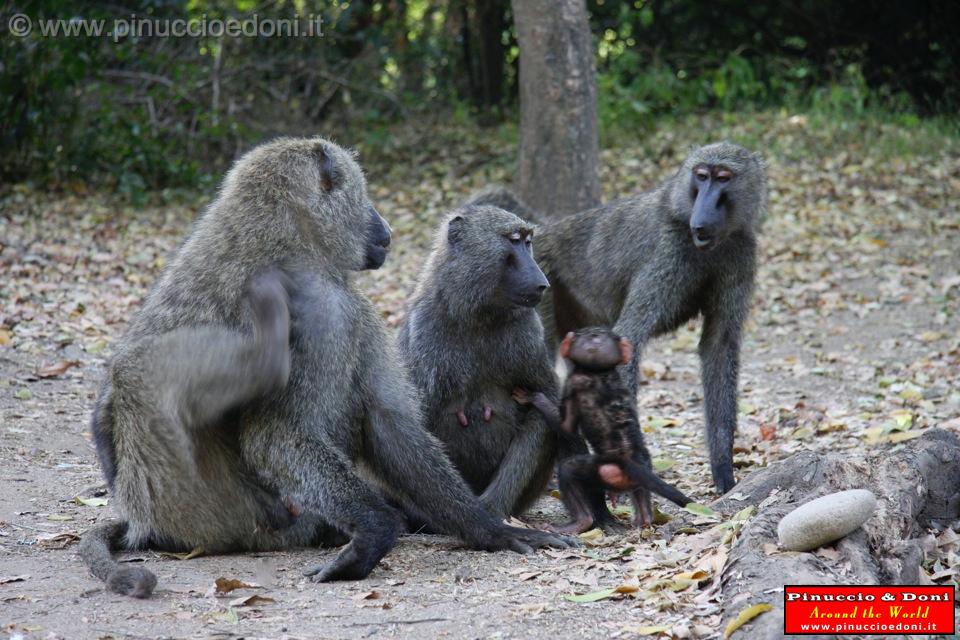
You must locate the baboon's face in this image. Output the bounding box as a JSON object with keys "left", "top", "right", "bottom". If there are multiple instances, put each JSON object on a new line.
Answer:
{"left": 688, "top": 163, "right": 733, "bottom": 251}
{"left": 306, "top": 140, "right": 390, "bottom": 271}
{"left": 288, "top": 138, "right": 391, "bottom": 271}
{"left": 562, "top": 328, "right": 632, "bottom": 371}
{"left": 363, "top": 205, "right": 392, "bottom": 270}
{"left": 497, "top": 227, "right": 550, "bottom": 308}
{"left": 445, "top": 206, "right": 549, "bottom": 309}
{"left": 674, "top": 143, "right": 764, "bottom": 251}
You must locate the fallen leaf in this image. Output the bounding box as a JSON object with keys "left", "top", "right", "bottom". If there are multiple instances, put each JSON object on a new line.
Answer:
{"left": 684, "top": 503, "right": 719, "bottom": 519}
{"left": 210, "top": 608, "right": 240, "bottom": 623}
{"left": 14, "top": 389, "right": 32, "bottom": 401}
{"left": 652, "top": 505, "right": 672, "bottom": 525}
{"left": 36, "top": 532, "right": 80, "bottom": 548}
{"left": 623, "top": 624, "right": 671, "bottom": 636}
{"left": 723, "top": 603, "right": 773, "bottom": 638}
{"left": 652, "top": 457, "right": 674, "bottom": 472}
{"left": 578, "top": 528, "right": 604, "bottom": 541}
{"left": 564, "top": 588, "right": 616, "bottom": 603}
{"left": 759, "top": 423, "right": 777, "bottom": 441}
{"left": 159, "top": 547, "right": 205, "bottom": 560}
{"left": 214, "top": 577, "right": 260, "bottom": 594}
{"left": 644, "top": 417, "right": 681, "bottom": 430}
{"left": 674, "top": 570, "right": 710, "bottom": 582}
{"left": 352, "top": 590, "right": 381, "bottom": 600}
{"left": 229, "top": 594, "right": 276, "bottom": 607}
{"left": 36, "top": 360, "right": 80, "bottom": 378}
{"left": 887, "top": 430, "right": 924, "bottom": 443}
{"left": 890, "top": 410, "right": 913, "bottom": 428}
{"left": 85, "top": 339, "right": 108, "bottom": 354}
{"left": 74, "top": 496, "right": 109, "bottom": 507}
{"left": 0, "top": 330, "right": 12, "bottom": 345}
{"left": 732, "top": 506, "right": 756, "bottom": 522}
{"left": 513, "top": 602, "right": 549, "bottom": 616}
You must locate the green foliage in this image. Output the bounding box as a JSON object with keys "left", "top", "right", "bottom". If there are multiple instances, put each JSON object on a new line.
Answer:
{"left": 2, "top": 0, "right": 956, "bottom": 197}
{"left": 591, "top": 0, "right": 958, "bottom": 142}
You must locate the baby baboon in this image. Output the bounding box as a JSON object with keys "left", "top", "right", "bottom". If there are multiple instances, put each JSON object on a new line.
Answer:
{"left": 79, "top": 137, "right": 572, "bottom": 598}
{"left": 514, "top": 327, "right": 691, "bottom": 533}
{"left": 397, "top": 205, "right": 558, "bottom": 519}
{"left": 532, "top": 143, "right": 767, "bottom": 494}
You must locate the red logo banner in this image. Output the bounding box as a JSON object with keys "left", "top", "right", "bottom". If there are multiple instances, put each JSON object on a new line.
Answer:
{"left": 784, "top": 585, "right": 955, "bottom": 635}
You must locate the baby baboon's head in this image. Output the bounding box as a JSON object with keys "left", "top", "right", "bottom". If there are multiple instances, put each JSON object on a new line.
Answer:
{"left": 560, "top": 327, "right": 632, "bottom": 371}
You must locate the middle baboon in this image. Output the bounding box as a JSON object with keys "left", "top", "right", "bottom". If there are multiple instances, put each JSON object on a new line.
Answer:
{"left": 397, "top": 205, "right": 558, "bottom": 518}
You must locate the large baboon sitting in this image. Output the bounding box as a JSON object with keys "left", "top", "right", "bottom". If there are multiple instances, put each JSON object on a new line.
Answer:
{"left": 79, "top": 137, "right": 571, "bottom": 598}
{"left": 471, "top": 143, "right": 767, "bottom": 494}
{"left": 397, "top": 205, "right": 558, "bottom": 519}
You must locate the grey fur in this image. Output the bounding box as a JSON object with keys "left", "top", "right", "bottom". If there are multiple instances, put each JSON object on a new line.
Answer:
{"left": 397, "top": 205, "right": 558, "bottom": 518}
{"left": 514, "top": 142, "right": 766, "bottom": 494}
{"left": 465, "top": 186, "right": 539, "bottom": 221}
{"left": 80, "top": 137, "right": 573, "bottom": 597}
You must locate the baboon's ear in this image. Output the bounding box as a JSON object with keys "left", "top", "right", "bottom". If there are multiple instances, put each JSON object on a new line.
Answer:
{"left": 559, "top": 332, "right": 575, "bottom": 359}
{"left": 447, "top": 215, "right": 466, "bottom": 246}
{"left": 618, "top": 337, "right": 633, "bottom": 365}
{"left": 315, "top": 146, "right": 336, "bottom": 192}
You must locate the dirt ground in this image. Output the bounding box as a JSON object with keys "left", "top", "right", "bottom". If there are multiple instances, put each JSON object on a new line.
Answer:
{"left": 1, "top": 117, "right": 958, "bottom": 639}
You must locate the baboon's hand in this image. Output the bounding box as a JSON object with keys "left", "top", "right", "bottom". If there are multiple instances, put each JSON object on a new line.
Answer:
{"left": 511, "top": 388, "right": 532, "bottom": 405}
{"left": 481, "top": 524, "right": 580, "bottom": 554}
{"left": 248, "top": 268, "right": 292, "bottom": 390}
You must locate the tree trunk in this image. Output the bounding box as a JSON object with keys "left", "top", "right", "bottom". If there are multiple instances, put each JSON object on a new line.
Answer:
{"left": 476, "top": 0, "right": 507, "bottom": 108}
{"left": 512, "top": 0, "right": 601, "bottom": 218}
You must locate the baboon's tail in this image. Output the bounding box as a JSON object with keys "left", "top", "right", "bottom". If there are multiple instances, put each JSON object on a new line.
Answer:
{"left": 78, "top": 520, "right": 157, "bottom": 598}
{"left": 632, "top": 464, "right": 692, "bottom": 508}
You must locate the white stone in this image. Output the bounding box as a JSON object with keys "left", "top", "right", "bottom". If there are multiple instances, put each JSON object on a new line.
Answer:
{"left": 777, "top": 489, "right": 877, "bottom": 552}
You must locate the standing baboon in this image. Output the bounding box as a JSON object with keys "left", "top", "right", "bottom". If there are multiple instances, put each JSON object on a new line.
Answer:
{"left": 514, "top": 327, "right": 691, "bottom": 533}
{"left": 79, "top": 137, "right": 572, "bottom": 598}
{"left": 477, "top": 143, "right": 766, "bottom": 494}
{"left": 397, "top": 205, "right": 558, "bottom": 519}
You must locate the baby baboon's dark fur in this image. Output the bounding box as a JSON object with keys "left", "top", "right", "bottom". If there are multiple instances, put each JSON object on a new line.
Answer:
{"left": 80, "top": 137, "right": 572, "bottom": 597}
{"left": 397, "top": 205, "right": 557, "bottom": 518}
{"left": 478, "top": 143, "right": 767, "bottom": 494}
{"left": 517, "top": 327, "right": 691, "bottom": 533}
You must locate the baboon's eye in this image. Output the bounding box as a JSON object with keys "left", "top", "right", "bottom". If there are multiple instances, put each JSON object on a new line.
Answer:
{"left": 695, "top": 167, "right": 710, "bottom": 181}
{"left": 716, "top": 169, "right": 733, "bottom": 183}
{"left": 508, "top": 230, "right": 523, "bottom": 244}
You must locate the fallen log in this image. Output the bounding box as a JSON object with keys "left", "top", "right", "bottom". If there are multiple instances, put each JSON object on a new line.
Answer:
{"left": 713, "top": 428, "right": 960, "bottom": 638}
